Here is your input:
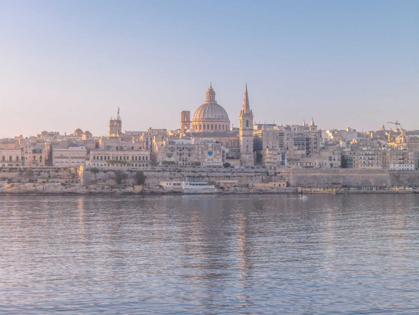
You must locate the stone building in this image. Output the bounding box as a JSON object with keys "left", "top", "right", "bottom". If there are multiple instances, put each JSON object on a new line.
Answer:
{"left": 155, "top": 138, "right": 226, "bottom": 166}
{"left": 0, "top": 149, "right": 22, "bottom": 167}
{"left": 387, "top": 149, "right": 418, "bottom": 170}
{"left": 52, "top": 146, "right": 87, "bottom": 167}
{"left": 87, "top": 150, "right": 150, "bottom": 168}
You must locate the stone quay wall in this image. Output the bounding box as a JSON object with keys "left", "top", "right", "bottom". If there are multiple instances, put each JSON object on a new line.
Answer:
{"left": 389, "top": 171, "right": 419, "bottom": 187}
{"left": 0, "top": 167, "right": 79, "bottom": 184}
{"left": 290, "top": 169, "right": 419, "bottom": 187}
{"left": 290, "top": 169, "right": 392, "bottom": 188}
{"left": 81, "top": 166, "right": 280, "bottom": 187}
{"left": 2, "top": 166, "right": 418, "bottom": 189}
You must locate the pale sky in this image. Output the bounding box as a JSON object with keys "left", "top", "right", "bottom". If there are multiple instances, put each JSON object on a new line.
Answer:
{"left": 0, "top": 0, "right": 418, "bottom": 138}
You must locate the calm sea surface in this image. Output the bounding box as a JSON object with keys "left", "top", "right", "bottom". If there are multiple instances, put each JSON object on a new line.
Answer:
{"left": 0, "top": 194, "right": 419, "bottom": 314}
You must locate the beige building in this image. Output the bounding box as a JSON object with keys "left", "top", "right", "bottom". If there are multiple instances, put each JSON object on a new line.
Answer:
{"left": 88, "top": 150, "right": 150, "bottom": 168}
{"left": 52, "top": 146, "right": 87, "bottom": 167}
{"left": 342, "top": 149, "right": 386, "bottom": 169}
{"left": 290, "top": 149, "right": 342, "bottom": 169}
{"left": 387, "top": 149, "right": 417, "bottom": 170}
{"left": 155, "top": 138, "right": 226, "bottom": 166}
{"left": 0, "top": 149, "right": 22, "bottom": 167}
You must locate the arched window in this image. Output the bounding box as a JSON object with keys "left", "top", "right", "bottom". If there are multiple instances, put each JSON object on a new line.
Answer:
{"left": 246, "top": 120, "right": 249, "bottom": 127}
{"left": 203, "top": 124, "right": 206, "bottom": 130}
{"left": 215, "top": 124, "right": 217, "bottom": 130}
{"left": 211, "top": 124, "right": 213, "bottom": 130}
{"left": 207, "top": 124, "right": 210, "bottom": 130}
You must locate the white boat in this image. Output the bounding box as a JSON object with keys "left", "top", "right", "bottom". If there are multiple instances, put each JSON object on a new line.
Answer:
{"left": 160, "top": 181, "right": 216, "bottom": 193}
{"left": 182, "top": 181, "right": 217, "bottom": 193}
{"left": 160, "top": 181, "right": 183, "bottom": 192}
{"left": 299, "top": 195, "right": 309, "bottom": 200}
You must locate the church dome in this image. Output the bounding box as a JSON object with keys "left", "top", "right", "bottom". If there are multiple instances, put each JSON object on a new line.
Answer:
{"left": 73, "top": 128, "right": 83, "bottom": 137}
{"left": 190, "top": 84, "right": 231, "bottom": 133}
{"left": 193, "top": 103, "right": 230, "bottom": 122}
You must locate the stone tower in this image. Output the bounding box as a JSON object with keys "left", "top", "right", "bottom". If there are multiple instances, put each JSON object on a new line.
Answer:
{"left": 180, "top": 111, "right": 191, "bottom": 137}
{"left": 239, "top": 84, "right": 254, "bottom": 166}
{"left": 108, "top": 107, "right": 122, "bottom": 138}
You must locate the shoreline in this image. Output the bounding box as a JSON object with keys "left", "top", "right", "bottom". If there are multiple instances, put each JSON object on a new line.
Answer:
{"left": 0, "top": 189, "right": 417, "bottom": 196}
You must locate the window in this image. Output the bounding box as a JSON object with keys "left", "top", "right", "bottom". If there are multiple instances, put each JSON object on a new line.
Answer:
{"left": 246, "top": 120, "right": 249, "bottom": 127}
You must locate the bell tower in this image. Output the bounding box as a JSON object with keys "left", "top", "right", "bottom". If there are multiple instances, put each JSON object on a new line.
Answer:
{"left": 180, "top": 111, "right": 191, "bottom": 137}
{"left": 108, "top": 107, "right": 122, "bottom": 138}
{"left": 239, "top": 84, "right": 254, "bottom": 166}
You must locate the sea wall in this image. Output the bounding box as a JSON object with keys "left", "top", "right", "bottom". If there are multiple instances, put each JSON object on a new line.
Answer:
{"left": 2, "top": 166, "right": 418, "bottom": 190}
{"left": 290, "top": 169, "right": 392, "bottom": 187}
{"left": 0, "top": 167, "right": 79, "bottom": 184}
{"left": 389, "top": 171, "right": 419, "bottom": 187}
{"left": 81, "top": 166, "right": 285, "bottom": 187}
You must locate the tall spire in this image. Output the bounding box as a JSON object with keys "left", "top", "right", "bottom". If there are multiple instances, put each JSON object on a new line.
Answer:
{"left": 117, "top": 107, "right": 121, "bottom": 120}
{"left": 243, "top": 83, "right": 250, "bottom": 113}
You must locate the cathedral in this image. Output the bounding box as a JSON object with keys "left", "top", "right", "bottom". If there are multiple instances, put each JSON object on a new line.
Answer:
{"left": 181, "top": 83, "right": 255, "bottom": 166}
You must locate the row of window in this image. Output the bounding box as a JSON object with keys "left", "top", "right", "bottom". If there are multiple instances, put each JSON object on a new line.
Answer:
{"left": 91, "top": 163, "right": 148, "bottom": 168}
{"left": 1, "top": 156, "right": 20, "bottom": 162}
{"left": 194, "top": 123, "right": 228, "bottom": 131}
{"left": 92, "top": 155, "right": 149, "bottom": 161}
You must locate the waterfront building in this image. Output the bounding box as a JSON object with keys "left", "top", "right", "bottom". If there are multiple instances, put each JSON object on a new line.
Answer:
{"left": 52, "top": 146, "right": 87, "bottom": 167}
{"left": 0, "top": 149, "right": 22, "bottom": 167}
{"left": 387, "top": 149, "right": 417, "bottom": 170}
{"left": 87, "top": 149, "right": 150, "bottom": 168}
{"left": 155, "top": 138, "right": 226, "bottom": 166}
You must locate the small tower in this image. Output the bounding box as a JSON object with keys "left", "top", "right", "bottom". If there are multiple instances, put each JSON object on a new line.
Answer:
{"left": 309, "top": 117, "right": 317, "bottom": 131}
{"left": 108, "top": 107, "right": 122, "bottom": 138}
{"left": 239, "top": 84, "right": 254, "bottom": 166}
{"left": 180, "top": 111, "right": 191, "bottom": 137}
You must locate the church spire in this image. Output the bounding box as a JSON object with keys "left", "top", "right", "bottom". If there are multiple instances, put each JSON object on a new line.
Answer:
{"left": 242, "top": 83, "right": 250, "bottom": 113}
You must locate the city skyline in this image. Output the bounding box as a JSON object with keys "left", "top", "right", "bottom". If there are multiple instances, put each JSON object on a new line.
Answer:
{"left": 1, "top": 0, "right": 418, "bottom": 137}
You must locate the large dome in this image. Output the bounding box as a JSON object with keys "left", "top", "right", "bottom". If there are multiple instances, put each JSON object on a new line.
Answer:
{"left": 191, "top": 84, "right": 231, "bottom": 132}
{"left": 193, "top": 103, "right": 230, "bottom": 122}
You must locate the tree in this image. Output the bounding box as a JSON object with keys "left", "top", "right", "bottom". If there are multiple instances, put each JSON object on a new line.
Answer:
{"left": 223, "top": 162, "right": 231, "bottom": 168}
{"left": 24, "top": 169, "right": 33, "bottom": 182}
{"left": 114, "top": 170, "right": 128, "bottom": 185}
{"left": 136, "top": 171, "right": 146, "bottom": 185}
{"left": 90, "top": 167, "right": 100, "bottom": 184}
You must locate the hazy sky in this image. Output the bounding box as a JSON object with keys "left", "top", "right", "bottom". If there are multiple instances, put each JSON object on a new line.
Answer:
{"left": 0, "top": 0, "right": 418, "bottom": 138}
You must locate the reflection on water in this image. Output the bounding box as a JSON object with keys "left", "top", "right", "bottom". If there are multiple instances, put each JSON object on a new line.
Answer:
{"left": 1, "top": 195, "right": 419, "bottom": 314}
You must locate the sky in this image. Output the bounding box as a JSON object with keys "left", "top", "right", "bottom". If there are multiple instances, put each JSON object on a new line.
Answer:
{"left": 0, "top": 0, "right": 418, "bottom": 138}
